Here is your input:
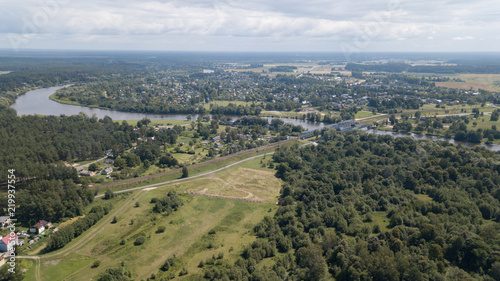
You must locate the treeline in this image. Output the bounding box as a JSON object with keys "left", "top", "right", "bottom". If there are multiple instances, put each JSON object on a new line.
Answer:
{"left": 269, "top": 66, "right": 297, "bottom": 72}
{"left": 0, "top": 107, "right": 138, "bottom": 225}
{"left": 200, "top": 130, "right": 500, "bottom": 280}
{"left": 45, "top": 204, "right": 113, "bottom": 252}
{"left": 13, "top": 179, "right": 95, "bottom": 223}
{"left": 0, "top": 108, "right": 136, "bottom": 179}
{"left": 209, "top": 103, "right": 262, "bottom": 115}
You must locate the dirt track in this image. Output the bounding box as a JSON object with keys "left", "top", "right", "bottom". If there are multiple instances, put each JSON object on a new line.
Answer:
{"left": 98, "top": 139, "right": 292, "bottom": 189}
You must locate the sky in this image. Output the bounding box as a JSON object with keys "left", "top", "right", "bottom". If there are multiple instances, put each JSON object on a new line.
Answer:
{"left": 1, "top": 0, "right": 499, "bottom": 52}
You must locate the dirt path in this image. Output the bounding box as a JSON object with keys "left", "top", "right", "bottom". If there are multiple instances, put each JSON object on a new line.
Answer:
{"left": 98, "top": 139, "right": 292, "bottom": 189}
{"left": 17, "top": 191, "right": 143, "bottom": 281}
{"left": 17, "top": 256, "right": 41, "bottom": 281}
{"left": 205, "top": 175, "right": 260, "bottom": 200}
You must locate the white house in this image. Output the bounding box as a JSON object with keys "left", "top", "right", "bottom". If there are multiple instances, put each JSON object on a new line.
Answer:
{"left": 30, "top": 220, "right": 51, "bottom": 234}
{"left": 102, "top": 167, "right": 114, "bottom": 175}
{"left": 0, "top": 234, "right": 18, "bottom": 252}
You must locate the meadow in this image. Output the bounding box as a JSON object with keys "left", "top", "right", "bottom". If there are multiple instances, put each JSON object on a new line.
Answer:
{"left": 23, "top": 156, "right": 281, "bottom": 280}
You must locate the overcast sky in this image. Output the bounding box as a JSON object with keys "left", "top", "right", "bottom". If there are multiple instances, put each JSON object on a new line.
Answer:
{"left": 1, "top": 0, "right": 499, "bottom": 52}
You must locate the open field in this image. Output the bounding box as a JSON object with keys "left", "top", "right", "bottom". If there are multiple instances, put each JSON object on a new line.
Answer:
{"left": 355, "top": 111, "right": 377, "bottom": 119}
{"left": 260, "top": 110, "right": 305, "bottom": 119}
{"left": 224, "top": 63, "right": 348, "bottom": 76}
{"left": 24, "top": 156, "right": 281, "bottom": 280}
{"left": 435, "top": 74, "right": 500, "bottom": 92}
{"left": 116, "top": 119, "right": 201, "bottom": 127}
{"left": 96, "top": 139, "right": 296, "bottom": 194}
{"left": 205, "top": 100, "right": 260, "bottom": 108}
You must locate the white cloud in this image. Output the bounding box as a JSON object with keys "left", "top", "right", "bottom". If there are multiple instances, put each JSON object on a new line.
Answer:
{"left": 453, "top": 36, "right": 475, "bottom": 40}
{"left": 0, "top": 0, "right": 499, "bottom": 51}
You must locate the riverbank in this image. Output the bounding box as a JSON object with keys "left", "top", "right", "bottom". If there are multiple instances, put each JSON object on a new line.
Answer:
{"left": 49, "top": 91, "right": 110, "bottom": 111}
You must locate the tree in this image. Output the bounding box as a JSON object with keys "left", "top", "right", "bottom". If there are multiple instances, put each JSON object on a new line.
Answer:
{"left": 490, "top": 110, "right": 499, "bottom": 121}
{"left": 88, "top": 163, "right": 98, "bottom": 172}
{"left": 414, "top": 111, "right": 421, "bottom": 121}
{"left": 104, "top": 189, "right": 115, "bottom": 200}
{"left": 295, "top": 244, "right": 326, "bottom": 280}
{"left": 113, "top": 157, "right": 126, "bottom": 169}
{"left": 389, "top": 114, "right": 397, "bottom": 125}
{"left": 182, "top": 166, "right": 189, "bottom": 178}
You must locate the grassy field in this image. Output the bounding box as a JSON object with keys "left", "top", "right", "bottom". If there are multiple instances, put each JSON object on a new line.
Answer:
{"left": 205, "top": 100, "right": 260, "bottom": 108}
{"left": 434, "top": 74, "right": 500, "bottom": 92}
{"left": 260, "top": 110, "right": 305, "bottom": 119}
{"left": 29, "top": 156, "right": 281, "bottom": 280}
{"left": 355, "top": 111, "right": 377, "bottom": 119}
{"left": 116, "top": 119, "right": 201, "bottom": 127}
{"left": 98, "top": 140, "right": 297, "bottom": 195}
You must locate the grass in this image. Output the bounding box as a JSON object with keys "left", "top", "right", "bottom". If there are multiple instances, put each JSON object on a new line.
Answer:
{"left": 366, "top": 211, "right": 391, "bottom": 234}
{"left": 355, "top": 111, "right": 376, "bottom": 119}
{"left": 205, "top": 100, "right": 260, "bottom": 108}
{"left": 260, "top": 111, "right": 305, "bottom": 119}
{"left": 98, "top": 140, "right": 297, "bottom": 195}
{"left": 415, "top": 194, "right": 433, "bottom": 202}
{"left": 434, "top": 74, "right": 500, "bottom": 92}
{"left": 116, "top": 119, "right": 199, "bottom": 127}
{"left": 34, "top": 158, "right": 281, "bottom": 280}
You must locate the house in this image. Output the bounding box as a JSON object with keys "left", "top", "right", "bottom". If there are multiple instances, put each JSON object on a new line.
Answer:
{"left": 102, "top": 167, "right": 113, "bottom": 175}
{"left": 79, "top": 170, "right": 92, "bottom": 176}
{"left": 0, "top": 216, "right": 11, "bottom": 228}
{"left": 0, "top": 234, "right": 19, "bottom": 252}
{"left": 30, "top": 220, "right": 51, "bottom": 234}
{"left": 104, "top": 158, "right": 115, "bottom": 164}
{"left": 211, "top": 136, "right": 221, "bottom": 142}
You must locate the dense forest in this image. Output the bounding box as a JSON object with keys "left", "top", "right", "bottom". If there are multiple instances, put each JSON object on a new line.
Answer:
{"left": 197, "top": 129, "right": 500, "bottom": 280}
{"left": 0, "top": 108, "right": 135, "bottom": 179}
{"left": 0, "top": 107, "right": 137, "bottom": 225}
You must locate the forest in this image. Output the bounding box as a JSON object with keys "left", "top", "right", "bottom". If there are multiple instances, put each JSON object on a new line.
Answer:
{"left": 0, "top": 107, "right": 137, "bottom": 225}
{"left": 197, "top": 129, "right": 500, "bottom": 280}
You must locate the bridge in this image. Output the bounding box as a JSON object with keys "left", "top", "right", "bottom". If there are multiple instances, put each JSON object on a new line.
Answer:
{"left": 300, "top": 120, "right": 370, "bottom": 138}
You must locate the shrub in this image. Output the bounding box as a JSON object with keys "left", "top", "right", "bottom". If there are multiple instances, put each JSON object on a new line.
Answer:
{"left": 134, "top": 236, "right": 146, "bottom": 246}
{"left": 156, "top": 226, "right": 166, "bottom": 233}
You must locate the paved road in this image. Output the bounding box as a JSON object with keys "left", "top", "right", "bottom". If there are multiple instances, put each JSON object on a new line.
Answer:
{"left": 74, "top": 157, "right": 107, "bottom": 170}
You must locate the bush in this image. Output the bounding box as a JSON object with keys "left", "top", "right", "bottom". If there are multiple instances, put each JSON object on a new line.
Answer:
{"left": 134, "top": 236, "right": 146, "bottom": 246}
{"left": 179, "top": 267, "right": 188, "bottom": 276}
{"left": 182, "top": 166, "right": 189, "bottom": 178}
{"left": 156, "top": 226, "right": 166, "bottom": 233}
{"left": 92, "top": 260, "right": 101, "bottom": 268}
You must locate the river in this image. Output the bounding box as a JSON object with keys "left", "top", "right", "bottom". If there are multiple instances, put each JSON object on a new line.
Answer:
{"left": 10, "top": 85, "right": 500, "bottom": 151}
{"left": 10, "top": 85, "right": 325, "bottom": 130}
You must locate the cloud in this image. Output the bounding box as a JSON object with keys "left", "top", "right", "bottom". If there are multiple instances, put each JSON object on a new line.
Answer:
{"left": 453, "top": 36, "right": 475, "bottom": 40}
{"left": 1, "top": 0, "right": 499, "bottom": 51}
